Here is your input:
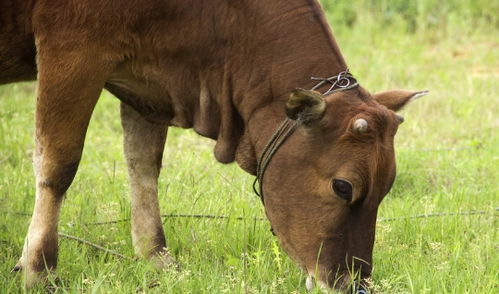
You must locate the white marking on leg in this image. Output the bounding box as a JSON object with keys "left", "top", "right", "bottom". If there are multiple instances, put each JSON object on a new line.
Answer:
{"left": 121, "top": 103, "right": 173, "bottom": 268}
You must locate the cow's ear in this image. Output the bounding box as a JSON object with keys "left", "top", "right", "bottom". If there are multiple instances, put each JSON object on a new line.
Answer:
{"left": 286, "top": 89, "right": 326, "bottom": 125}
{"left": 373, "top": 90, "right": 428, "bottom": 111}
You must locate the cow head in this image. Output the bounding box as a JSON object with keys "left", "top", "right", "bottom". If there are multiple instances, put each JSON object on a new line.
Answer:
{"left": 261, "top": 87, "right": 426, "bottom": 292}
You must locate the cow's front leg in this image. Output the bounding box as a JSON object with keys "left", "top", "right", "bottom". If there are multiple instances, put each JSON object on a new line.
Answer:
{"left": 13, "top": 43, "right": 113, "bottom": 288}
{"left": 120, "top": 103, "right": 176, "bottom": 269}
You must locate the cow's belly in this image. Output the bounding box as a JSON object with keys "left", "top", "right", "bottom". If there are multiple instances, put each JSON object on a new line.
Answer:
{"left": 105, "top": 62, "right": 220, "bottom": 140}
{"left": 105, "top": 62, "right": 198, "bottom": 128}
{"left": 104, "top": 78, "right": 176, "bottom": 125}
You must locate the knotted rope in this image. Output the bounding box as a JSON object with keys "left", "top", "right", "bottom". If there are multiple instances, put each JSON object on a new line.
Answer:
{"left": 310, "top": 69, "right": 359, "bottom": 96}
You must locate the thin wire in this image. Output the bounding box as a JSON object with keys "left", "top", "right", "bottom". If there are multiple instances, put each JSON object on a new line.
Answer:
{"left": 81, "top": 208, "right": 497, "bottom": 226}
{"left": 27, "top": 209, "right": 495, "bottom": 263}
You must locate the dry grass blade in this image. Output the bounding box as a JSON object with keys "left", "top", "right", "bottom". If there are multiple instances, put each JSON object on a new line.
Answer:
{"left": 58, "top": 232, "right": 133, "bottom": 260}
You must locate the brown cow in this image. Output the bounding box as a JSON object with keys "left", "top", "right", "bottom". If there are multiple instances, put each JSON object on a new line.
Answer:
{"left": 0, "top": 0, "right": 426, "bottom": 292}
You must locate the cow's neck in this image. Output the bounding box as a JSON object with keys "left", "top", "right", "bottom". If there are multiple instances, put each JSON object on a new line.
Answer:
{"left": 214, "top": 0, "right": 348, "bottom": 173}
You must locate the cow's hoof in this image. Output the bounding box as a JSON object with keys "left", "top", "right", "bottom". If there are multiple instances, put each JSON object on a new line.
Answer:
{"left": 11, "top": 264, "right": 22, "bottom": 272}
{"left": 13, "top": 259, "right": 53, "bottom": 289}
{"left": 24, "top": 271, "right": 48, "bottom": 289}
{"left": 305, "top": 276, "right": 329, "bottom": 293}
{"left": 12, "top": 257, "right": 25, "bottom": 273}
{"left": 150, "top": 250, "right": 180, "bottom": 271}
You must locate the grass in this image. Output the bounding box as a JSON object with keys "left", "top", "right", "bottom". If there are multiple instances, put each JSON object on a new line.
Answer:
{"left": 1, "top": 1, "right": 498, "bottom": 293}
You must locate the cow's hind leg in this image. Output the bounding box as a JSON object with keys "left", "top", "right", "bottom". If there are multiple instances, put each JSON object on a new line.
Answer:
{"left": 120, "top": 103, "right": 177, "bottom": 269}
{"left": 13, "top": 43, "right": 113, "bottom": 288}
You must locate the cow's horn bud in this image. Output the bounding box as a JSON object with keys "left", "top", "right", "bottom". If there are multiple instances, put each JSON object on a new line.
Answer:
{"left": 353, "top": 118, "right": 368, "bottom": 133}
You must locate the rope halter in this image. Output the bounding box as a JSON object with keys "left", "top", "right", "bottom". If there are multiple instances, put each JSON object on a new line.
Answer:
{"left": 252, "top": 69, "right": 358, "bottom": 204}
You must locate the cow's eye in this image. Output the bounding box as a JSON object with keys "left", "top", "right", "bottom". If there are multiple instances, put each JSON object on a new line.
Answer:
{"left": 332, "top": 179, "right": 353, "bottom": 201}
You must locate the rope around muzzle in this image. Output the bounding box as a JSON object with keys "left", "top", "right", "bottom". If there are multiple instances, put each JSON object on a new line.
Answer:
{"left": 252, "top": 69, "right": 359, "bottom": 204}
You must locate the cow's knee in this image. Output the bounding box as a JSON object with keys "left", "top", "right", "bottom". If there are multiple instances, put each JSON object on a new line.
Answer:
{"left": 37, "top": 157, "right": 80, "bottom": 197}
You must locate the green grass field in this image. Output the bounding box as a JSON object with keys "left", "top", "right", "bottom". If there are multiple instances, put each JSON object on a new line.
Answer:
{"left": 1, "top": 1, "right": 497, "bottom": 293}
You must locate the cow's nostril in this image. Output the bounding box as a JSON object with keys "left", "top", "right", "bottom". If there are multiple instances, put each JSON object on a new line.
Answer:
{"left": 332, "top": 179, "right": 353, "bottom": 201}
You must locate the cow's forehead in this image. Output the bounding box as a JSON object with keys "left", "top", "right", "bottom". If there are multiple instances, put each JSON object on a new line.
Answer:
{"left": 316, "top": 96, "right": 398, "bottom": 139}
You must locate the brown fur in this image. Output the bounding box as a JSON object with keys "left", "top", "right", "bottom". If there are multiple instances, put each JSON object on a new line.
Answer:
{"left": 0, "top": 0, "right": 424, "bottom": 290}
